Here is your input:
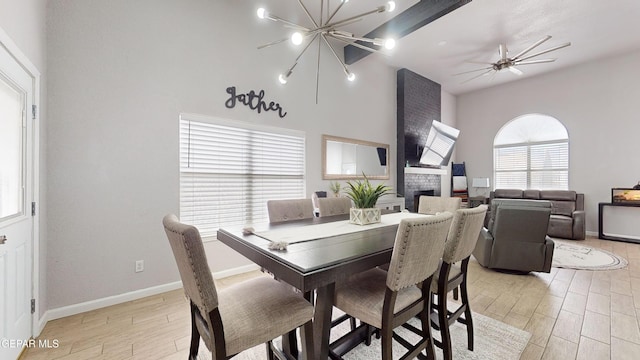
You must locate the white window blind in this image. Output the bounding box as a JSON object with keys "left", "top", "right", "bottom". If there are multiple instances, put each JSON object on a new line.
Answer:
{"left": 494, "top": 115, "right": 569, "bottom": 190}
{"left": 180, "top": 115, "right": 305, "bottom": 238}
{"left": 494, "top": 141, "right": 568, "bottom": 190}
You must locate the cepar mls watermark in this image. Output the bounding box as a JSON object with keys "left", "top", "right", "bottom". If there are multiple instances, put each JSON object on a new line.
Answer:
{"left": 1, "top": 338, "right": 60, "bottom": 349}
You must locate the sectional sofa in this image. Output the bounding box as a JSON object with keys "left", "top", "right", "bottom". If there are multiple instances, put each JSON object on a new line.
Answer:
{"left": 487, "top": 189, "right": 586, "bottom": 240}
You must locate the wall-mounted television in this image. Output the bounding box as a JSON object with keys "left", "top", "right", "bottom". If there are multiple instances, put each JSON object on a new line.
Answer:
{"left": 419, "top": 121, "right": 460, "bottom": 167}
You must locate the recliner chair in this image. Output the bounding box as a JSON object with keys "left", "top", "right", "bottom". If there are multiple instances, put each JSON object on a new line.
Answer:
{"left": 473, "top": 199, "right": 555, "bottom": 273}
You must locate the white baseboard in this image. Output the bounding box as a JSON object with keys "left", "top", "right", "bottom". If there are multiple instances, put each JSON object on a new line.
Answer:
{"left": 44, "top": 264, "right": 260, "bottom": 322}
{"left": 586, "top": 230, "right": 599, "bottom": 237}
{"left": 46, "top": 281, "right": 183, "bottom": 321}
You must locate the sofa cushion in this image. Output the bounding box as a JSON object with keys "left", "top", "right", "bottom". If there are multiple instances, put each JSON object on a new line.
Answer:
{"left": 540, "top": 190, "right": 577, "bottom": 202}
{"left": 494, "top": 189, "right": 524, "bottom": 198}
{"left": 548, "top": 200, "right": 576, "bottom": 217}
{"left": 523, "top": 190, "right": 540, "bottom": 199}
{"left": 549, "top": 215, "right": 573, "bottom": 239}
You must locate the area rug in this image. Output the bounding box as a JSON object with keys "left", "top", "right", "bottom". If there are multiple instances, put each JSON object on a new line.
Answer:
{"left": 552, "top": 240, "right": 628, "bottom": 270}
{"left": 207, "top": 311, "right": 531, "bottom": 360}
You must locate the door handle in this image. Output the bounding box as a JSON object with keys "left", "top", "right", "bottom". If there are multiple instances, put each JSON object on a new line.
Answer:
{"left": 0, "top": 235, "right": 6, "bottom": 244}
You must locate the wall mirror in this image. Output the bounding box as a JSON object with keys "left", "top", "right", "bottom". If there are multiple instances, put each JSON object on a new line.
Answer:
{"left": 322, "top": 134, "right": 390, "bottom": 180}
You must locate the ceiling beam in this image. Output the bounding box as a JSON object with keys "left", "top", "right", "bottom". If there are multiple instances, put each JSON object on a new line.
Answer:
{"left": 344, "top": 0, "right": 472, "bottom": 65}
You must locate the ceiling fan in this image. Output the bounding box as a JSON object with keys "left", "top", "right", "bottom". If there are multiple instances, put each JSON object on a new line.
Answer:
{"left": 455, "top": 35, "right": 571, "bottom": 83}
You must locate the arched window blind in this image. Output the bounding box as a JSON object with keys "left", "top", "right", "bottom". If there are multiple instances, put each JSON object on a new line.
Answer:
{"left": 494, "top": 114, "right": 569, "bottom": 190}
{"left": 180, "top": 114, "right": 306, "bottom": 238}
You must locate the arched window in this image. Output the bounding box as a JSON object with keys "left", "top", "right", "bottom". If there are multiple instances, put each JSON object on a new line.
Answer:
{"left": 494, "top": 114, "right": 569, "bottom": 190}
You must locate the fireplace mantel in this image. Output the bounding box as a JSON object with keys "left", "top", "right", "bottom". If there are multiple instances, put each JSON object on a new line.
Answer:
{"left": 404, "top": 167, "right": 446, "bottom": 175}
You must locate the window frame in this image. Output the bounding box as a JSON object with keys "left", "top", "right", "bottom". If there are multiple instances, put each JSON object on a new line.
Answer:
{"left": 493, "top": 115, "right": 569, "bottom": 191}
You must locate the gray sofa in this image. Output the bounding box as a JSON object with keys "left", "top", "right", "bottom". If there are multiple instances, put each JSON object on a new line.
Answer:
{"left": 474, "top": 199, "right": 555, "bottom": 273}
{"left": 488, "top": 189, "right": 586, "bottom": 240}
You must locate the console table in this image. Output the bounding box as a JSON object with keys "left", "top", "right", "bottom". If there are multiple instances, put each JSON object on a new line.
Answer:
{"left": 375, "top": 196, "right": 405, "bottom": 211}
{"left": 598, "top": 202, "right": 640, "bottom": 243}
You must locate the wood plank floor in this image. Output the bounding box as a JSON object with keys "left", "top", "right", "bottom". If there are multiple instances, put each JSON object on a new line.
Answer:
{"left": 22, "top": 236, "right": 640, "bottom": 360}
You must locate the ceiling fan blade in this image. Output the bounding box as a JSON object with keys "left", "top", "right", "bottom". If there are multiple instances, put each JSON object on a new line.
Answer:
{"left": 499, "top": 44, "right": 508, "bottom": 61}
{"left": 514, "top": 58, "right": 557, "bottom": 66}
{"left": 461, "top": 69, "right": 494, "bottom": 84}
{"left": 464, "top": 60, "right": 494, "bottom": 65}
{"left": 511, "top": 35, "right": 552, "bottom": 61}
{"left": 488, "top": 71, "right": 498, "bottom": 82}
{"left": 508, "top": 66, "right": 523, "bottom": 76}
{"left": 517, "top": 42, "right": 571, "bottom": 62}
{"left": 452, "top": 66, "right": 493, "bottom": 76}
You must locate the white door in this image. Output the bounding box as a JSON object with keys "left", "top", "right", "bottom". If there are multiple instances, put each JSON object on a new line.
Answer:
{"left": 0, "top": 41, "right": 34, "bottom": 360}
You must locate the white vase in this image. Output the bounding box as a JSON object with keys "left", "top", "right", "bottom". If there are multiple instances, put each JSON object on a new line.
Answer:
{"left": 349, "top": 207, "right": 381, "bottom": 225}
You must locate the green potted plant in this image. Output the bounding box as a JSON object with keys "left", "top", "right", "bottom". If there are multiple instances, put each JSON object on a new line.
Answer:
{"left": 344, "top": 174, "right": 392, "bottom": 225}
{"left": 329, "top": 181, "right": 342, "bottom": 197}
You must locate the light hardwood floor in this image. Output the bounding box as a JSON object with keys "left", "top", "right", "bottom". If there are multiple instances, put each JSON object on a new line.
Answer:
{"left": 22, "top": 236, "right": 640, "bottom": 360}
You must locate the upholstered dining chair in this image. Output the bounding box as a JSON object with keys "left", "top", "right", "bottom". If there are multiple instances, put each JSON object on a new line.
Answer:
{"left": 317, "top": 197, "right": 352, "bottom": 217}
{"left": 429, "top": 205, "right": 487, "bottom": 360}
{"left": 162, "top": 214, "right": 315, "bottom": 360}
{"left": 332, "top": 213, "right": 453, "bottom": 360}
{"left": 267, "top": 199, "right": 315, "bottom": 223}
{"left": 418, "top": 196, "right": 462, "bottom": 215}
{"left": 311, "top": 191, "right": 327, "bottom": 216}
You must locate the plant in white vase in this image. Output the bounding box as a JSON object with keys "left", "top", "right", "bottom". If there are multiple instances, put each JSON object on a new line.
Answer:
{"left": 329, "top": 181, "right": 342, "bottom": 197}
{"left": 344, "top": 174, "right": 392, "bottom": 225}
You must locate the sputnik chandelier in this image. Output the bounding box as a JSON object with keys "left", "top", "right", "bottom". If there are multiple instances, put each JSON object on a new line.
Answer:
{"left": 256, "top": 0, "right": 397, "bottom": 102}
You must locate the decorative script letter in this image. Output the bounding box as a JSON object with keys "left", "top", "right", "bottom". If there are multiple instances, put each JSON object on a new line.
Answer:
{"left": 225, "top": 86, "right": 287, "bottom": 118}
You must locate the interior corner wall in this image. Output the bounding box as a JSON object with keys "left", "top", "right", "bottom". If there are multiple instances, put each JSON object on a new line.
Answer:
{"left": 456, "top": 49, "right": 640, "bottom": 234}
{"left": 0, "top": 0, "right": 48, "bottom": 320}
{"left": 45, "top": 0, "right": 397, "bottom": 310}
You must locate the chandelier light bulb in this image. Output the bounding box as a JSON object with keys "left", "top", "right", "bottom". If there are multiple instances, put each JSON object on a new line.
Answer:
{"left": 291, "top": 32, "right": 303, "bottom": 45}
{"left": 347, "top": 72, "right": 356, "bottom": 82}
{"left": 386, "top": 1, "right": 396, "bottom": 12}
{"left": 278, "top": 74, "right": 288, "bottom": 84}
{"left": 384, "top": 38, "right": 396, "bottom": 50}
{"left": 257, "top": 8, "right": 266, "bottom": 19}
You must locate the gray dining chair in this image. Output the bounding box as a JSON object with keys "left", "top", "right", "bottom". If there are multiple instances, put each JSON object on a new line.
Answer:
{"left": 418, "top": 196, "right": 461, "bottom": 215}
{"left": 317, "top": 197, "right": 352, "bottom": 217}
{"left": 429, "top": 205, "right": 487, "bottom": 360}
{"left": 267, "top": 199, "right": 315, "bottom": 223}
{"left": 332, "top": 213, "right": 453, "bottom": 360}
{"left": 162, "top": 214, "right": 315, "bottom": 360}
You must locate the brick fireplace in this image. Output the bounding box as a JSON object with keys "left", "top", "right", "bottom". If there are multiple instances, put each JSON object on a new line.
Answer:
{"left": 396, "top": 68, "right": 442, "bottom": 212}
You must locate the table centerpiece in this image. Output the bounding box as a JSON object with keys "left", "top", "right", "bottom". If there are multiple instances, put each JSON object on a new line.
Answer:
{"left": 345, "top": 174, "right": 392, "bottom": 225}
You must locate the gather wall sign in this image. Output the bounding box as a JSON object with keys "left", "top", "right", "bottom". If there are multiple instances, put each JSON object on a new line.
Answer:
{"left": 225, "top": 86, "right": 287, "bottom": 118}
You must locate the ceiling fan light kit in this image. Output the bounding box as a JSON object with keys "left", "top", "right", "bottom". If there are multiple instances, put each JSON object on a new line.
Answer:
{"left": 456, "top": 35, "right": 571, "bottom": 83}
{"left": 256, "top": 0, "right": 397, "bottom": 102}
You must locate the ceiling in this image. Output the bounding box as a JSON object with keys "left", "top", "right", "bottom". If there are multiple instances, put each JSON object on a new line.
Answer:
{"left": 256, "top": 0, "right": 640, "bottom": 95}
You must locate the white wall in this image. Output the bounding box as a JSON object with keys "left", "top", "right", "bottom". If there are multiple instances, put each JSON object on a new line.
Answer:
{"left": 0, "top": 0, "right": 48, "bottom": 319}
{"left": 441, "top": 90, "right": 457, "bottom": 197}
{"left": 456, "top": 50, "right": 640, "bottom": 233}
{"left": 46, "top": 0, "right": 400, "bottom": 309}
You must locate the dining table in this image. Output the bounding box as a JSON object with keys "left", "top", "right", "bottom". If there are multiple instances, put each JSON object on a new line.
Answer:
{"left": 216, "top": 211, "right": 429, "bottom": 359}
